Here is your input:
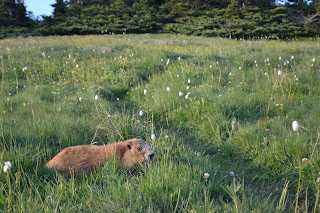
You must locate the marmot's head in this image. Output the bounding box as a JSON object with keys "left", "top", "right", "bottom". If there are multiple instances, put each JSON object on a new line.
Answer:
{"left": 123, "top": 139, "right": 155, "bottom": 169}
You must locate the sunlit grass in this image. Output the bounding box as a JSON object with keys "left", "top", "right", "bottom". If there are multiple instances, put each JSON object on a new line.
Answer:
{"left": 0, "top": 34, "right": 319, "bottom": 212}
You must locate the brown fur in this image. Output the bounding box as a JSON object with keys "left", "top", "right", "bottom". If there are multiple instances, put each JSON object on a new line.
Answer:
{"left": 46, "top": 139, "right": 155, "bottom": 176}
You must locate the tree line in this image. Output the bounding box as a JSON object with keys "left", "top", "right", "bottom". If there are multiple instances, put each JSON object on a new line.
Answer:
{"left": 1, "top": 0, "right": 320, "bottom": 39}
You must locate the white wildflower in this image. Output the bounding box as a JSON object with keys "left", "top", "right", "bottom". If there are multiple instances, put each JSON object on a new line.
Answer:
{"left": 139, "top": 111, "right": 143, "bottom": 116}
{"left": 144, "top": 89, "right": 147, "bottom": 95}
{"left": 188, "top": 79, "right": 191, "bottom": 84}
{"left": 292, "top": 120, "right": 299, "bottom": 132}
{"left": 179, "top": 91, "right": 183, "bottom": 96}
{"left": 3, "top": 161, "right": 12, "bottom": 173}
{"left": 94, "top": 95, "right": 99, "bottom": 100}
{"left": 204, "top": 173, "right": 210, "bottom": 178}
{"left": 166, "top": 87, "right": 170, "bottom": 92}
{"left": 151, "top": 134, "right": 156, "bottom": 140}
{"left": 22, "top": 67, "right": 28, "bottom": 72}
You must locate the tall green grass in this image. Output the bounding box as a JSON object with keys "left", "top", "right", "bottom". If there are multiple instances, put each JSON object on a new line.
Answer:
{"left": 0, "top": 34, "right": 319, "bottom": 212}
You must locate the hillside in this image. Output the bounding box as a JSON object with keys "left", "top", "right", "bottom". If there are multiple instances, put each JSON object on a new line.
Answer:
{"left": 0, "top": 34, "right": 320, "bottom": 211}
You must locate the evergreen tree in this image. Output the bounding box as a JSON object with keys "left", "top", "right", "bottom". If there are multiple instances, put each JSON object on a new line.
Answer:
{"left": 0, "top": 0, "right": 32, "bottom": 27}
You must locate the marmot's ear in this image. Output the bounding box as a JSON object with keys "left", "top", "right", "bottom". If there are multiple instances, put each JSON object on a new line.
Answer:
{"left": 127, "top": 142, "right": 132, "bottom": 149}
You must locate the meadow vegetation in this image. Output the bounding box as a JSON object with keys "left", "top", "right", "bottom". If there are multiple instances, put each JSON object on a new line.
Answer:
{"left": 0, "top": 34, "right": 320, "bottom": 212}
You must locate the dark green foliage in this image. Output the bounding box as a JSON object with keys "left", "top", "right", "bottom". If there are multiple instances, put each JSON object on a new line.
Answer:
{"left": 1, "top": 0, "right": 320, "bottom": 38}
{"left": 0, "top": 0, "right": 35, "bottom": 38}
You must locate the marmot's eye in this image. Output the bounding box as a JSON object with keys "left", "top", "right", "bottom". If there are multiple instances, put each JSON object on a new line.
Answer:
{"left": 137, "top": 147, "right": 142, "bottom": 151}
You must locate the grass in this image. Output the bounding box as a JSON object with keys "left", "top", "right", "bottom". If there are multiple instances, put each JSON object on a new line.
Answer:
{"left": 0, "top": 34, "right": 319, "bottom": 212}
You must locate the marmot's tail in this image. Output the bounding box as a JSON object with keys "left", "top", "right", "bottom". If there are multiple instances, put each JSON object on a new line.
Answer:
{"left": 45, "top": 159, "right": 55, "bottom": 168}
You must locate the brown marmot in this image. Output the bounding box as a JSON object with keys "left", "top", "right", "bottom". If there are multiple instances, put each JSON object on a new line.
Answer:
{"left": 46, "top": 139, "right": 155, "bottom": 176}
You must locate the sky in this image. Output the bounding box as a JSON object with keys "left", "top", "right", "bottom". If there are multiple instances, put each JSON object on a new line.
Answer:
{"left": 24, "top": 0, "right": 55, "bottom": 19}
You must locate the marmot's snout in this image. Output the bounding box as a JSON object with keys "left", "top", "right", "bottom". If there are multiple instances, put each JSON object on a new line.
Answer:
{"left": 149, "top": 152, "right": 155, "bottom": 160}
{"left": 144, "top": 148, "right": 156, "bottom": 162}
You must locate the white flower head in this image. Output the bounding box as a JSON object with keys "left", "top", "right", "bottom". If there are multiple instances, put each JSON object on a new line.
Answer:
{"left": 3, "top": 161, "right": 12, "bottom": 173}
{"left": 292, "top": 120, "right": 299, "bottom": 132}
{"left": 94, "top": 95, "right": 99, "bottom": 100}
{"left": 188, "top": 79, "right": 191, "bottom": 84}
{"left": 185, "top": 95, "right": 189, "bottom": 99}
{"left": 230, "top": 171, "right": 235, "bottom": 176}
{"left": 204, "top": 173, "right": 210, "bottom": 178}
{"left": 79, "top": 97, "right": 82, "bottom": 102}
{"left": 144, "top": 89, "right": 147, "bottom": 95}
{"left": 166, "top": 87, "right": 170, "bottom": 92}
{"left": 179, "top": 91, "right": 183, "bottom": 97}
{"left": 279, "top": 56, "right": 281, "bottom": 60}
{"left": 139, "top": 111, "right": 143, "bottom": 116}
{"left": 151, "top": 134, "right": 156, "bottom": 140}
{"left": 278, "top": 70, "right": 282, "bottom": 76}
{"left": 291, "top": 56, "right": 294, "bottom": 60}
{"left": 312, "top": 58, "right": 315, "bottom": 62}
{"left": 186, "top": 86, "right": 189, "bottom": 90}
{"left": 178, "top": 56, "right": 181, "bottom": 61}
{"left": 22, "top": 67, "right": 28, "bottom": 72}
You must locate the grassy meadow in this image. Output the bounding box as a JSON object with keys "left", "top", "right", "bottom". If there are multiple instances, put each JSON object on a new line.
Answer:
{"left": 0, "top": 34, "right": 320, "bottom": 212}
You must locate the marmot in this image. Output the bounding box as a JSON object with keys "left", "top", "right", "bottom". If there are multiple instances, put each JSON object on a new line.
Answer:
{"left": 46, "top": 139, "right": 155, "bottom": 176}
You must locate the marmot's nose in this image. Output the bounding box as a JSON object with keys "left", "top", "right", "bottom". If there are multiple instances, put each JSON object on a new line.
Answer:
{"left": 149, "top": 152, "right": 155, "bottom": 160}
